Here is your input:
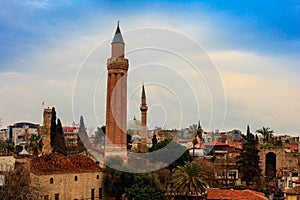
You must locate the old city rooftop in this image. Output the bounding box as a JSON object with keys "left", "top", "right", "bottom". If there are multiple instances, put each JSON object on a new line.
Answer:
{"left": 207, "top": 189, "right": 268, "bottom": 200}
{"left": 30, "top": 153, "right": 102, "bottom": 175}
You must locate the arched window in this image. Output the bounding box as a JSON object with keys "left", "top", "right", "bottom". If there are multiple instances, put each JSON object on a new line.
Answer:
{"left": 50, "top": 178, "right": 53, "bottom": 184}
{"left": 96, "top": 175, "right": 99, "bottom": 179}
{"left": 75, "top": 176, "right": 78, "bottom": 181}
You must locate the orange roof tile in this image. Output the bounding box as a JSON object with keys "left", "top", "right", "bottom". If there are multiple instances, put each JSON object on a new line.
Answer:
{"left": 207, "top": 189, "right": 268, "bottom": 200}
{"left": 30, "top": 153, "right": 101, "bottom": 175}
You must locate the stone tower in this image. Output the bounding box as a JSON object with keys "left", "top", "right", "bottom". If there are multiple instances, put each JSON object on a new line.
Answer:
{"left": 105, "top": 22, "right": 128, "bottom": 158}
{"left": 140, "top": 84, "right": 148, "bottom": 128}
{"left": 140, "top": 84, "right": 148, "bottom": 151}
{"left": 40, "top": 108, "right": 52, "bottom": 154}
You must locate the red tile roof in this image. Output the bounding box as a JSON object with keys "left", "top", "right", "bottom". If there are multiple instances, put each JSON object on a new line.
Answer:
{"left": 30, "top": 153, "right": 101, "bottom": 175}
{"left": 207, "top": 189, "right": 268, "bottom": 200}
{"left": 284, "top": 144, "right": 298, "bottom": 152}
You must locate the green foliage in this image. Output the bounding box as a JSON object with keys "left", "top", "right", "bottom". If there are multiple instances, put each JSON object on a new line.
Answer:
{"left": 50, "top": 107, "right": 57, "bottom": 147}
{"left": 256, "top": 127, "right": 274, "bottom": 143}
{"left": 274, "top": 139, "right": 283, "bottom": 146}
{"left": 148, "top": 140, "right": 192, "bottom": 171}
{"left": 52, "top": 118, "right": 67, "bottom": 155}
{"left": 29, "top": 134, "right": 43, "bottom": 158}
{"left": 125, "top": 182, "right": 166, "bottom": 200}
{"left": 152, "top": 134, "right": 158, "bottom": 145}
{"left": 0, "top": 140, "right": 15, "bottom": 153}
{"left": 77, "top": 116, "right": 88, "bottom": 152}
{"left": 104, "top": 160, "right": 166, "bottom": 200}
{"left": 0, "top": 166, "right": 42, "bottom": 199}
{"left": 237, "top": 132, "right": 261, "bottom": 186}
{"left": 171, "top": 161, "right": 208, "bottom": 196}
{"left": 94, "top": 126, "right": 105, "bottom": 147}
{"left": 104, "top": 169, "right": 135, "bottom": 200}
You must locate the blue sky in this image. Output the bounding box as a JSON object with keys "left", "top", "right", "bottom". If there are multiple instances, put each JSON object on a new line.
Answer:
{"left": 0, "top": 0, "right": 300, "bottom": 134}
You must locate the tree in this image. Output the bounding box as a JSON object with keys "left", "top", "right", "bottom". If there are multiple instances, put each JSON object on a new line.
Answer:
{"left": 50, "top": 107, "right": 57, "bottom": 148}
{"left": 152, "top": 134, "right": 158, "bottom": 145}
{"left": 125, "top": 173, "right": 166, "bottom": 200}
{"left": 93, "top": 125, "right": 105, "bottom": 147}
{"left": 104, "top": 157, "right": 167, "bottom": 200}
{"left": 0, "top": 166, "right": 42, "bottom": 199}
{"left": 246, "top": 125, "right": 251, "bottom": 138}
{"left": 148, "top": 140, "right": 192, "bottom": 171}
{"left": 237, "top": 131, "right": 261, "bottom": 187}
{"left": 256, "top": 127, "right": 274, "bottom": 143}
{"left": 127, "top": 130, "right": 133, "bottom": 150}
{"left": 77, "top": 116, "right": 89, "bottom": 152}
{"left": 29, "top": 134, "right": 43, "bottom": 159}
{"left": 125, "top": 183, "right": 166, "bottom": 200}
{"left": 52, "top": 118, "right": 67, "bottom": 155}
{"left": 171, "top": 161, "right": 208, "bottom": 199}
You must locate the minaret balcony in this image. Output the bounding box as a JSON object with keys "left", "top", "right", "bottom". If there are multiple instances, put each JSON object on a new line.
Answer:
{"left": 107, "top": 57, "right": 128, "bottom": 65}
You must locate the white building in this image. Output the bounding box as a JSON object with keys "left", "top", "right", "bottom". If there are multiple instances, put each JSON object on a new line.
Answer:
{"left": 7, "top": 122, "right": 39, "bottom": 148}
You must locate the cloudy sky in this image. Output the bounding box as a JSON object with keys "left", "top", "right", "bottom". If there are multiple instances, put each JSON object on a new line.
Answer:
{"left": 0, "top": 0, "right": 300, "bottom": 135}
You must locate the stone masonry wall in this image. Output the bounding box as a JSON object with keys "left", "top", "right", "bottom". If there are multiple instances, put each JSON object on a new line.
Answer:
{"left": 31, "top": 171, "right": 103, "bottom": 200}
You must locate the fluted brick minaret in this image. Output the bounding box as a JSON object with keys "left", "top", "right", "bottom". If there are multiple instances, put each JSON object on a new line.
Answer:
{"left": 105, "top": 22, "right": 128, "bottom": 158}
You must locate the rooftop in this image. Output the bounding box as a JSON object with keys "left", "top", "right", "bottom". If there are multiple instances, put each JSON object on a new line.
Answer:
{"left": 284, "top": 186, "right": 300, "bottom": 194}
{"left": 207, "top": 189, "right": 268, "bottom": 200}
{"left": 30, "top": 153, "right": 101, "bottom": 175}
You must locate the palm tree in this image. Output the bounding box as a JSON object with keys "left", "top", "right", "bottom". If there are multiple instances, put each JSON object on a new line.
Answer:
{"left": 29, "top": 134, "right": 43, "bottom": 159}
{"left": 256, "top": 127, "right": 274, "bottom": 143}
{"left": 171, "top": 161, "right": 208, "bottom": 199}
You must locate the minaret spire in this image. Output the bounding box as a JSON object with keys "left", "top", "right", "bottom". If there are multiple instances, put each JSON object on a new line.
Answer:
{"left": 140, "top": 83, "right": 148, "bottom": 128}
{"left": 140, "top": 83, "right": 148, "bottom": 152}
{"left": 112, "top": 21, "right": 124, "bottom": 44}
{"left": 142, "top": 83, "right": 146, "bottom": 98}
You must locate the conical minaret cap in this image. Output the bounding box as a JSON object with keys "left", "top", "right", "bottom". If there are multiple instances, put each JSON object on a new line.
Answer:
{"left": 142, "top": 84, "right": 146, "bottom": 98}
{"left": 112, "top": 21, "right": 125, "bottom": 44}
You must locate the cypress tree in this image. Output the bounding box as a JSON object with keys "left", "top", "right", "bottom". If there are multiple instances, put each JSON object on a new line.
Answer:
{"left": 50, "top": 107, "right": 57, "bottom": 147}
{"left": 237, "top": 131, "right": 261, "bottom": 187}
{"left": 53, "top": 118, "right": 67, "bottom": 155}
{"left": 78, "top": 116, "right": 89, "bottom": 150}
{"left": 152, "top": 134, "right": 158, "bottom": 145}
{"left": 246, "top": 125, "right": 251, "bottom": 139}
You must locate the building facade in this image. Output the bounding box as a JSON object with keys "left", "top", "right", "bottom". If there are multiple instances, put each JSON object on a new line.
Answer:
{"left": 7, "top": 122, "right": 39, "bottom": 148}
{"left": 63, "top": 125, "right": 79, "bottom": 151}
{"left": 30, "top": 153, "right": 103, "bottom": 200}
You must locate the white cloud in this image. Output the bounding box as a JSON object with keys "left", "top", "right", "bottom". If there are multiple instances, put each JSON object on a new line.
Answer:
{"left": 1, "top": 11, "right": 299, "bottom": 135}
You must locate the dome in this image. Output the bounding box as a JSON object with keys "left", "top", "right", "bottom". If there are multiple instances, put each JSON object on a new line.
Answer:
{"left": 127, "top": 118, "right": 142, "bottom": 131}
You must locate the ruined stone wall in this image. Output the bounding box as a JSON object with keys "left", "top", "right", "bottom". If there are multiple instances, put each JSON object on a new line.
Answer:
{"left": 259, "top": 146, "right": 299, "bottom": 177}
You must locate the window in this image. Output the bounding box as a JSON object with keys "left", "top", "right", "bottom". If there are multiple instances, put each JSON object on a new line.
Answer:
{"left": 75, "top": 176, "right": 78, "bottom": 181}
{"left": 289, "top": 180, "right": 293, "bottom": 188}
{"left": 44, "top": 195, "right": 49, "bottom": 200}
{"left": 96, "top": 175, "right": 99, "bottom": 179}
{"left": 91, "top": 188, "right": 95, "bottom": 200}
{"left": 54, "top": 194, "right": 59, "bottom": 200}
{"left": 99, "top": 188, "right": 102, "bottom": 199}
{"left": 50, "top": 178, "right": 53, "bottom": 184}
{"left": 292, "top": 172, "right": 299, "bottom": 177}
